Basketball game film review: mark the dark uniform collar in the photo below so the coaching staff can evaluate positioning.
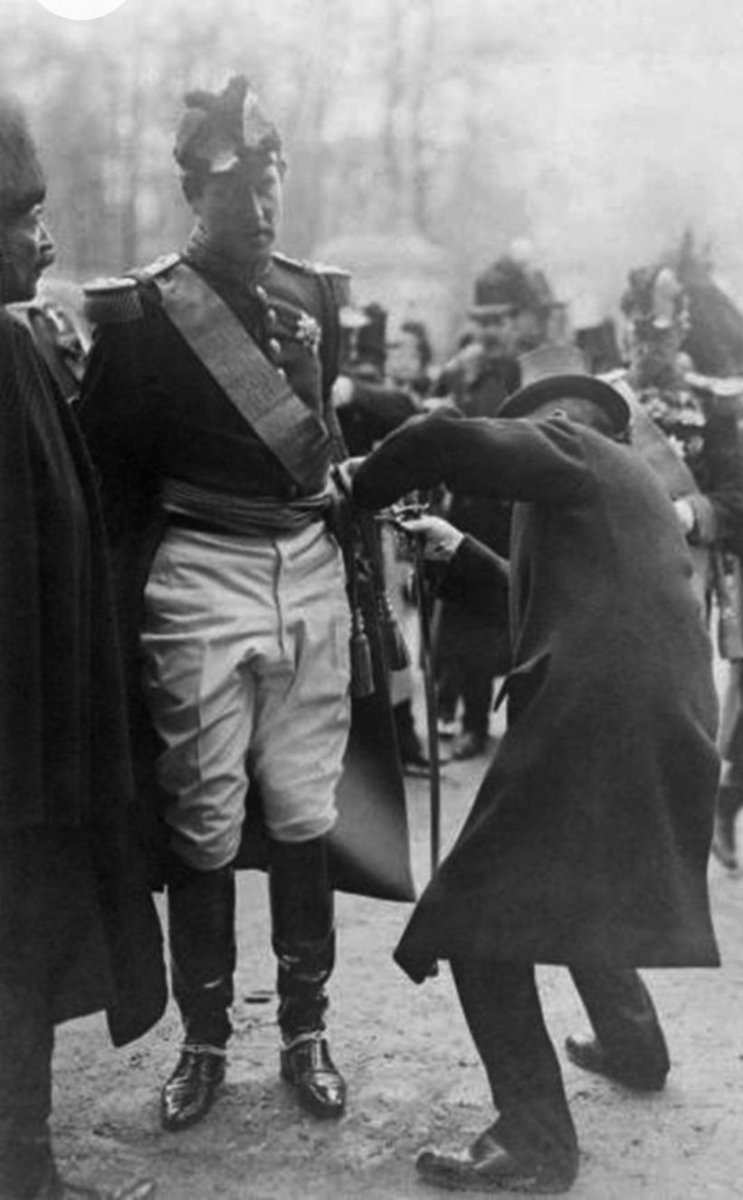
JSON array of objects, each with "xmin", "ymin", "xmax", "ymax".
[{"xmin": 183, "ymin": 224, "xmax": 272, "ymax": 291}]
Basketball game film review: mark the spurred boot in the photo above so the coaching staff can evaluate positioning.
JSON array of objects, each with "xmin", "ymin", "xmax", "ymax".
[
  {"xmin": 712, "ymin": 783, "xmax": 743, "ymax": 871},
  {"xmin": 160, "ymin": 857, "xmax": 235, "ymax": 1132},
  {"xmin": 269, "ymin": 837, "xmax": 346, "ymax": 1118}
]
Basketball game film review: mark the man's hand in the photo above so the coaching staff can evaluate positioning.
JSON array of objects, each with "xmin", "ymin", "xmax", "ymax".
[
  {"xmin": 331, "ymin": 375, "xmax": 355, "ymax": 408},
  {"xmin": 674, "ymin": 497, "xmax": 696, "ymax": 537},
  {"xmin": 396, "ymin": 514, "xmax": 464, "ymax": 563},
  {"xmin": 331, "ymin": 456, "xmax": 365, "ymax": 500}
]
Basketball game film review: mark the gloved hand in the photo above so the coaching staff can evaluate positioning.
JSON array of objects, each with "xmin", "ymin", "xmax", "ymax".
[{"xmin": 396, "ymin": 513, "xmax": 464, "ymax": 563}]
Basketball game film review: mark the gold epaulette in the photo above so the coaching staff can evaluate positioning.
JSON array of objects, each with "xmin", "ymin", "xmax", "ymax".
[
  {"xmin": 83, "ymin": 276, "xmax": 142, "ymax": 325},
  {"xmin": 133, "ymin": 252, "xmax": 181, "ymax": 284},
  {"xmin": 83, "ymin": 254, "xmax": 181, "ymax": 326},
  {"xmin": 272, "ymin": 252, "xmax": 351, "ymax": 309},
  {"xmin": 312, "ymin": 260, "xmax": 352, "ymax": 280},
  {"xmin": 272, "ymin": 250, "xmax": 350, "ymax": 280}
]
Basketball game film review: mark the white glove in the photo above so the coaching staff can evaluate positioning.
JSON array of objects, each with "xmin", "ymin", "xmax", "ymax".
[{"xmin": 397, "ymin": 514, "xmax": 464, "ymax": 562}]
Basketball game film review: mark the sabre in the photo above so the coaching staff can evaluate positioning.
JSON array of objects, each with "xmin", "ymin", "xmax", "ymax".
[{"xmin": 377, "ymin": 499, "xmax": 442, "ymax": 880}]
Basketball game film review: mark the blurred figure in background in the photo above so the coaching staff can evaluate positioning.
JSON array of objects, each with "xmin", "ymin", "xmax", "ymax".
[
  {"xmin": 616, "ymin": 246, "xmax": 743, "ymax": 870},
  {"xmin": 0, "ymin": 96, "xmax": 164, "ymax": 1200},
  {"xmin": 432, "ymin": 257, "xmax": 542, "ymax": 760},
  {"xmin": 386, "ymin": 317, "xmax": 436, "ymax": 397}
]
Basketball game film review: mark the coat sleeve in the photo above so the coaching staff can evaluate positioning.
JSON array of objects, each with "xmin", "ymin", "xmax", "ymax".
[
  {"xmin": 0, "ymin": 320, "xmax": 45, "ymax": 810},
  {"xmin": 352, "ymin": 409, "xmax": 591, "ymax": 510},
  {"xmin": 437, "ymin": 534, "xmax": 510, "ymax": 607},
  {"xmin": 76, "ymin": 292, "xmax": 159, "ymax": 543},
  {"xmin": 336, "ymin": 379, "xmax": 419, "ymax": 455}
]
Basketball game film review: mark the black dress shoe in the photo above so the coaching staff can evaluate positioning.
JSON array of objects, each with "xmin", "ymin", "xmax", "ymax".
[
  {"xmin": 280, "ymin": 1035, "xmax": 346, "ymax": 1118},
  {"xmin": 565, "ymin": 1035, "xmax": 667, "ymax": 1092},
  {"xmin": 160, "ymin": 1047, "xmax": 226, "ymax": 1132},
  {"xmin": 39, "ymin": 1172, "xmax": 156, "ymax": 1198},
  {"xmin": 416, "ymin": 1127, "xmax": 576, "ymax": 1194}
]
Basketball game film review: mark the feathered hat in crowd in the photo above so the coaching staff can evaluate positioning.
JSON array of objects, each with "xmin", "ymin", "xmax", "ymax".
[
  {"xmin": 0, "ymin": 96, "xmax": 45, "ymax": 222},
  {"xmin": 174, "ymin": 74, "xmax": 283, "ymax": 177}
]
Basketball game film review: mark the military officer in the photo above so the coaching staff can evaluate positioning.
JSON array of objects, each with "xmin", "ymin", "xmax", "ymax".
[{"xmin": 78, "ymin": 76, "xmax": 359, "ymax": 1133}]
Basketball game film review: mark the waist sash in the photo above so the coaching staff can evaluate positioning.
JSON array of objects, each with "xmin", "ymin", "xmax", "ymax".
[
  {"xmin": 153, "ymin": 262, "xmax": 331, "ymax": 491},
  {"xmin": 161, "ymin": 477, "xmax": 330, "ymax": 537}
]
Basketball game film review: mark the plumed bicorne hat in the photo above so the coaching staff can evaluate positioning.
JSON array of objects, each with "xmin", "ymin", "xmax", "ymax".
[
  {"xmin": 0, "ymin": 97, "xmax": 45, "ymax": 222},
  {"xmin": 499, "ymin": 347, "xmax": 630, "ymax": 435},
  {"xmin": 174, "ymin": 74, "xmax": 282, "ymax": 176}
]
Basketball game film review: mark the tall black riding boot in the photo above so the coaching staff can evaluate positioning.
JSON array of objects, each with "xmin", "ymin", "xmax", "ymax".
[
  {"xmin": 160, "ymin": 856, "xmax": 236, "ymax": 1132},
  {"xmin": 269, "ymin": 837, "xmax": 346, "ymax": 1118}
]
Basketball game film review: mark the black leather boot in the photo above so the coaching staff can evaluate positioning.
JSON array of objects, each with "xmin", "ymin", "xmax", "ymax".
[
  {"xmin": 36, "ymin": 1169, "xmax": 156, "ymax": 1198},
  {"xmin": 160, "ymin": 857, "xmax": 235, "ymax": 1132},
  {"xmin": 269, "ymin": 838, "xmax": 346, "ymax": 1118}
]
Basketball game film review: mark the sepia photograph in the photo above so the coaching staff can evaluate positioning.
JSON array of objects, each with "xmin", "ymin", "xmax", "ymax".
[{"xmin": 0, "ymin": 1, "xmax": 742, "ymax": 1197}]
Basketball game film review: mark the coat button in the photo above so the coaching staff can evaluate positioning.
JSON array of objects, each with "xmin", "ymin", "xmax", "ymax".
[
  {"xmin": 268, "ymin": 338, "xmax": 282, "ymax": 361},
  {"xmin": 254, "ymin": 285, "xmax": 268, "ymax": 306},
  {"xmin": 265, "ymin": 307, "xmax": 278, "ymax": 329}
]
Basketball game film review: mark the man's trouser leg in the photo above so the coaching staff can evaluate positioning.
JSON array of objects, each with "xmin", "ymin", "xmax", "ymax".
[
  {"xmin": 712, "ymin": 777, "xmax": 743, "ymax": 871},
  {"xmin": 449, "ymin": 957, "xmax": 579, "ymax": 1179},
  {"xmin": 567, "ymin": 966, "xmax": 670, "ymax": 1090},
  {"xmin": 269, "ymin": 836, "xmax": 345, "ymax": 1118},
  {"xmin": 160, "ymin": 855, "xmax": 235, "ymax": 1132},
  {"xmin": 0, "ymin": 975, "xmax": 56, "ymax": 1200}
]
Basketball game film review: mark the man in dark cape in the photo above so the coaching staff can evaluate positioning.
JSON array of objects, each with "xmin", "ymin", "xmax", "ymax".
[
  {"xmin": 352, "ymin": 375, "xmax": 720, "ymax": 1193},
  {"xmin": 0, "ymin": 98, "xmax": 165, "ymax": 1200}
]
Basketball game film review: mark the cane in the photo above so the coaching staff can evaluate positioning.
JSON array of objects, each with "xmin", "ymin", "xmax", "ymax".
[
  {"xmin": 413, "ymin": 533, "xmax": 442, "ymax": 880},
  {"xmin": 375, "ymin": 500, "xmax": 442, "ymax": 883}
]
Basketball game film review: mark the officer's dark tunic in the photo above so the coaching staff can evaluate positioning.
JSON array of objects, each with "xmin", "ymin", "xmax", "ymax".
[{"xmin": 78, "ymin": 248, "xmax": 413, "ymax": 901}]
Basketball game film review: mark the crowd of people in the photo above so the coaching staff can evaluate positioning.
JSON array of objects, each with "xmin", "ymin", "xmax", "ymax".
[{"xmin": 2, "ymin": 71, "xmax": 743, "ymax": 1199}]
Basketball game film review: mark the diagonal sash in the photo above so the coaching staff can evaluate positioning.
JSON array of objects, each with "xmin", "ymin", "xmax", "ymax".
[{"xmin": 153, "ymin": 261, "xmax": 331, "ymax": 491}]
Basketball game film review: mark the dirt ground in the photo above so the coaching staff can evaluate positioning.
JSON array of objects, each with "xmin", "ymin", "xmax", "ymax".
[{"xmin": 51, "ymin": 723, "xmax": 743, "ymax": 1200}]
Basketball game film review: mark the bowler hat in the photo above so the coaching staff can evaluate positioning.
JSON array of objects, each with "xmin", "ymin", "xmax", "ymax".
[
  {"xmin": 469, "ymin": 256, "xmax": 554, "ymax": 320},
  {"xmin": 498, "ymin": 372, "xmax": 631, "ymax": 433}
]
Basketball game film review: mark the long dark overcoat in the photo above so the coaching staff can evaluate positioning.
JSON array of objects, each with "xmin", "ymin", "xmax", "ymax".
[
  {"xmin": 0, "ymin": 309, "xmax": 166, "ymax": 1045},
  {"xmin": 353, "ymin": 411, "xmax": 721, "ymax": 978}
]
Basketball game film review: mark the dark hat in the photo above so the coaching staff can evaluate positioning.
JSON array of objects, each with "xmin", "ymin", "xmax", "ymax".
[
  {"xmin": 0, "ymin": 97, "xmax": 45, "ymax": 222},
  {"xmin": 470, "ymin": 256, "xmax": 554, "ymax": 319},
  {"xmin": 518, "ymin": 343, "xmax": 588, "ymax": 386},
  {"xmin": 174, "ymin": 75, "xmax": 282, "ymax": 176},
  {"xmin": 498, "ymin": 372, "xmax": 631, "ymax": 434}
]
